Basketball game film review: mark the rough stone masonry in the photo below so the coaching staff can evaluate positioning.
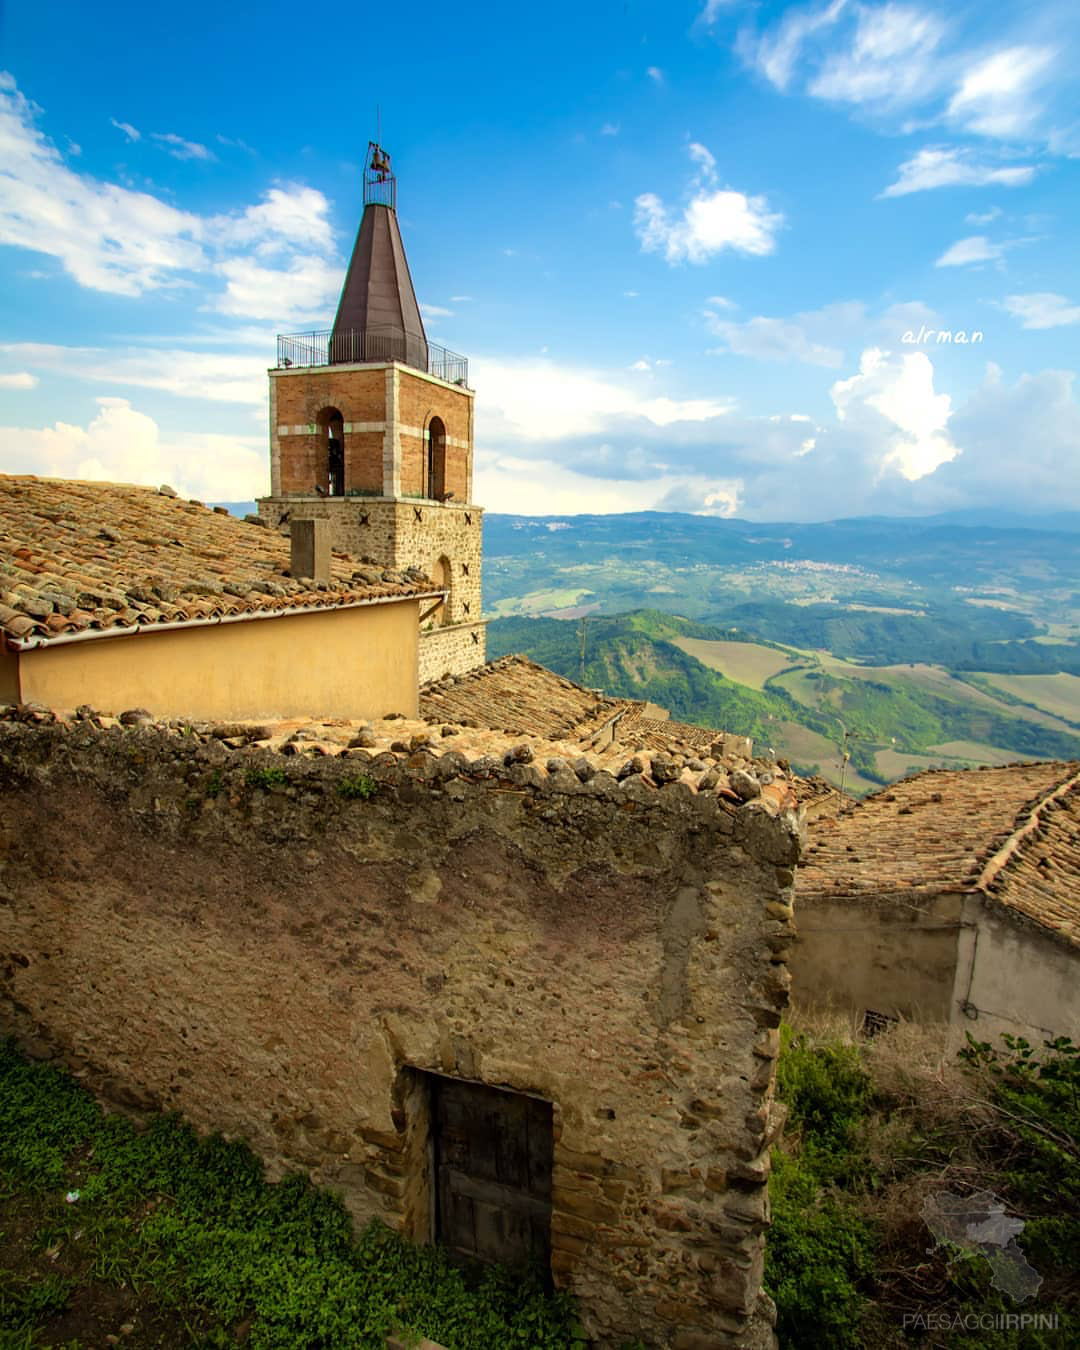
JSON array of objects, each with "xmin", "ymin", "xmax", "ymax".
[{"xmin": 0, "ymin": 708, "xmax": 800, "ymax": 1349}]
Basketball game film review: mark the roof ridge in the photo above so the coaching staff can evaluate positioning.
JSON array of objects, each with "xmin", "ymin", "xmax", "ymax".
[{"xmin": 976, "ymin": 763, "xmax": 1080, "ymax": 894}]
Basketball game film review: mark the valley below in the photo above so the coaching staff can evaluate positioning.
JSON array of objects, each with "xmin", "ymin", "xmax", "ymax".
[{"xmin": 483, "ymin": 510, "xmax": 1080, "ymax": 793}]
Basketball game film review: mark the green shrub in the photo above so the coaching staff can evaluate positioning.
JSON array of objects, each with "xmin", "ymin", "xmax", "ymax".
[
  {"xmin": 339, "ymin": 773, "xmax": 378, "ymax": 800},
  {"xmin": 245, "ymin": 765, "xmax": 288, "ymax": 790},
  {"xmin": 0, "ymin": 1041, "xmax": 586, "ymax": 1349}
]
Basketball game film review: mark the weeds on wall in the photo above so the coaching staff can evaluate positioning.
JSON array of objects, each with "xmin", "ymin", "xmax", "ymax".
[
  {"xmin": 0, "ymin": 1042, "xmax": 587, "ymax": 1348},
  {"xmin": 766, "ymin": 1019, "xmax": 1079, "ymax": 1348}
]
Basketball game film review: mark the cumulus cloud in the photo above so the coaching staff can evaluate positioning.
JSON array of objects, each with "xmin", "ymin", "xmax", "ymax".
[
  {"xmin": 881, "ymin": 146, "xmax": 1036, "ymax": 196},
  {"xmin": 0, "ymin": 74, "xmax": 341, "ymax": 323},
  {"xmin": 466, "ymin": 341, "xmax": 1080, "ymax": 520},
  {"xmin": 1001, "ymin": 292, "xmax": 1080, "ymax": 329},
  {"xmin": 1, "ymin": 397, "xmax": 267, "ymax": 501},
  {"xmin": 830, "ymin": 347, "xmax": 957, "ymax": 479},
  {"xmin": 634, "ymin": 142, "xmax": 783, "ymax": 264},
  {"xmin": 472, "ymin": 355, "xmax": 732, "ymax": 451}
]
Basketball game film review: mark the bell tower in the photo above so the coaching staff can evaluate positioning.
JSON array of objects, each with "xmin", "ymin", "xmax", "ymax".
[{"xmin": 258, "ymin": 143, "xmax": 486, "ymax": 681}]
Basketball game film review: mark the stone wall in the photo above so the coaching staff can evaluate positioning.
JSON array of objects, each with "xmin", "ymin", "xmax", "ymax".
[
  {"xmin": 788, "ymin": 891, "xmax": 963, "ymax": 1023},
  {"xmin": 419, "ymin": 621, "xmax": 488, "ymax": 682},
  {"xmin": 0, "ymin": 715, "xmax": 800, "ymax": 1349},
  {"xmin": 257, "ymin": 498, "xmax": 484, "ymax": 636}
]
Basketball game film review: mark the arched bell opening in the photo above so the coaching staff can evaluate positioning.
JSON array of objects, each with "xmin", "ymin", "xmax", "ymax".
[
  {"xmin": 426, "ymin": 416, "xmax": 447, "ymax": 501},
  {"xmin": 317, "ymin": 406, "xmax": 345, "ymax": 497}
]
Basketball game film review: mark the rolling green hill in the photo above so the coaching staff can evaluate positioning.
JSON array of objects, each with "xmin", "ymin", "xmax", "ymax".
[{"xmin": 488, "ymin": 612, "xmax": 1080, "ymax": 791}]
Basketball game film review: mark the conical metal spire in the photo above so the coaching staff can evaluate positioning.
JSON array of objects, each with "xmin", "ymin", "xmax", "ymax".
[{"xmin": 329, "ymin": 142, "xmax": 428, "ymax": 370}]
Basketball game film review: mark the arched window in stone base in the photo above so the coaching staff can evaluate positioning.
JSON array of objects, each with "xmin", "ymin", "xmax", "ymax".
[{"xmin": 430, "ymin": 554, "xmax": 453, "ymax": 626}]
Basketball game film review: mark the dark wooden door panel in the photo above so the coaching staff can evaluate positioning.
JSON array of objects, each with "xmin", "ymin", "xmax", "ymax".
[{"xmin": 433, "ymin": 1077, "xmax": 552, "ymax": 1275}]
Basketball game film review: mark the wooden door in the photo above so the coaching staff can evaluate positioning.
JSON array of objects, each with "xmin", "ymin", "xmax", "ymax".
[{"xmin": 432, "ymin": 1077, "xmax": 552, "ymax": 1275}]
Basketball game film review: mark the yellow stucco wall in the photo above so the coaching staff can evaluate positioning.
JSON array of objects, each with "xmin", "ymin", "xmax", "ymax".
[{"xmin": 15, "ymin": 601, "xmax": 420, "ymax": 722}]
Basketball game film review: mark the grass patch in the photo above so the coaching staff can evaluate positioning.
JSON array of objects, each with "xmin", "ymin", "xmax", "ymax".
[
  {"xmin": 244, "ymin": 766, "xmax": 288, "ymax": 790},
  {"xmin": 0, "ymin": 1042, "xmax": 586, "ymax": 1348},
  {"xmin": 767, "ymin": 1018, "xmax": 1079, "ymax": 1347},
  {"xmin": 338, "ymin": 773, "xmax": 378, "ymax": 801}
]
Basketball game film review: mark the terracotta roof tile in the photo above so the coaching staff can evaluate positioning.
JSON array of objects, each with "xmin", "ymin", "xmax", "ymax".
[
  {"xmin": 0, "ymin": 475, "xmax": 439, "ymax": 646},
  {"xmin": 799, "ymin": 762, "xmax": 1080, "ymax": 939},
  {"xmin": 983, "ymin": 771, "xmax": 1080, "ymax": 948},
  {"xmin": 421, "ymin": 655, "xmax": 633, "ymax": 743}
]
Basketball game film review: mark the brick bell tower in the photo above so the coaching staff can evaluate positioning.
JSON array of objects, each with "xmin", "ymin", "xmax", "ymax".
[{"xmin": 258, "ymin": 142, "xmax": 486, "ymax": 681}]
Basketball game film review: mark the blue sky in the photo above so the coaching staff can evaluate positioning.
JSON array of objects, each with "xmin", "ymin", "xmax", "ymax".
[{"xmin": 1, "ymin": 0, "xmax": 1078, "ymax": 519}]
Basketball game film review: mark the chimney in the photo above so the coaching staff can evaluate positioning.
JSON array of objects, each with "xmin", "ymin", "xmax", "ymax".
[{"xmin": 290, "ymin": 518, "xmax": 330, "ymax": 584}]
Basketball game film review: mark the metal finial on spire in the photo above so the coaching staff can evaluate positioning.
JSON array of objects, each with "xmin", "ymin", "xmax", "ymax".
[{"xmin": 364, "ymin": 140, "xmax": 395, "ymax": 209}]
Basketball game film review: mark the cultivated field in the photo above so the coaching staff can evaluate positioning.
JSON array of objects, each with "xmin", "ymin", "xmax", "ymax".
[
  {"xmin": 672, "ymin": 637, "xmax": 794, "ymax": 689},
  {"xmin": 975, "ymin": 672, "xmax": 1080, "ymax": 727}
]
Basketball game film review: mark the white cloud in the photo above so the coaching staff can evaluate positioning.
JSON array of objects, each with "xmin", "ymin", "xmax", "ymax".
[
  {"xmin": 216, "ymin": 134, "xmax": 256, "ymax": 155},
  {"xmin": 472, "ymin": 355, "xmax": 731, "ymax": 447},
  {"xmin": 705, "ymin": 299, "xmax": 939, "ymax": 367},
  {"xmin": 0, "ymin": 76, "xmax": 341, "ymax": 321},
  {"xmin": 935, "ymin": 235, "xmax": 1006, "ymax": 267},
  {"xmin": 0, "ymin": 371, "xmax": 37, "ymax": 389},
  {"xmin": 2, "ymin": 342, "xmax": 266, "ymax": 405},
  {"xmin": 831, "ymin": 347, "xmax": 957, "ymax": 479},
  {"xmin": 646, "ymin": 66, "xmax": 664, "ymax": 83},
  {"xmin": 708, "ymin": 314, "xmax": 844, "ymax": 367},
  {"xmin": 947, "ymin": 45, "xmax": 1057, "ymax": 138},
  {"xmin": 1, "ymin": 397, "xmax": 266, "ymax": 500},
  {"xmin": 214, "ymin": 255, "xmax": 342, "ymax": 323},
  {"xmin": 0, "ymin": 76, "xmax": 205, "ymax": 295},
  {"xmin": 966, "ymin": 205, "xmax": 1003, "ymax": 225},
  {"xmin": 450, "ymin": 294, "xmax": 473, "ymax": 302},
  {"xmin": 420, "ymin": 303, "xmax": 453, "ymax": 319},
  {"xmin": 737, "ymin": 6, "xmax": 1071, "ymax": 154},
  {"xmin": 210, "ymin": 184, "xmax": 334, "ymax": 254},
  {"xmin": 699, "ymin": 0, "xmax": 737, "ymax": 24},
  {"xmin": 809, "ymin": 4, "xmax": 946, "ymax": 107},
  {"xmin": 1001, "ymin": 292, "xmax": 1080, "ymax": 329},
  {"xmin": 600, "ymin": 121, "xmax": 620, "ymax": 136},
  {"xmin": 635, "ymin": 143, "xmax": 783, "ymax": 264},
  {"xmin": 738, "ymin": 0, "xmax": 848, "ymax": 91},
  {"xmin": 881, "ymin": 146, "xmax": 1036, "ymax": 196},
  {"xmin": 151, "ymin": 131, "xmax": 215, "ymax": 162},
  {"xmin": 111, "ymin": 118, "xmax": 140, "ymax": 143},
  {"xmin": 629, "ymin": 359, "xmax": 651, "ymax": 371}
]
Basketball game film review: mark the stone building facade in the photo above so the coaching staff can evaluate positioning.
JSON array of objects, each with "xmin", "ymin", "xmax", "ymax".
[
  {"xmin": 0, "ymin": 707, "xmax": 801, "ymax": 1348},
  {"xmin": 790, "ymin": 761, "xmax": 1080, "ymax": 1046}
]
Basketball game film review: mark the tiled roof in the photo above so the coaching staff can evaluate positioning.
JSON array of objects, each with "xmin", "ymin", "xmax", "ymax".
[
  {"xmin": 0, "ymin": 475, "xmax": 437, "ymax": 647},
  {"xmin": 983, "ymin": 771, "xmax": 1080, "ymax": 948},
  {"xmin": 800, "ymin": 760, "xmax": 1079, "ymax": 910},
  {"xmin": 421, "ymin": 654, "xmax": 633, "ymax": 744}
]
